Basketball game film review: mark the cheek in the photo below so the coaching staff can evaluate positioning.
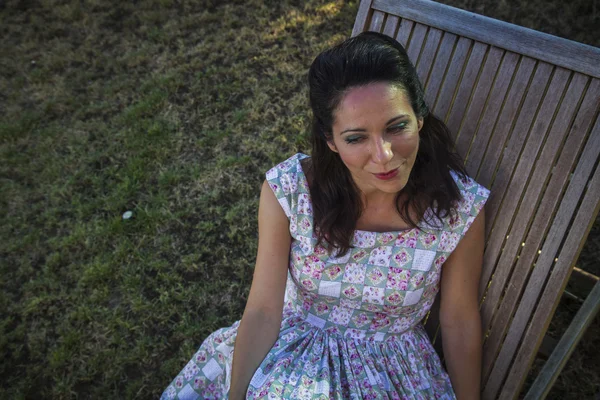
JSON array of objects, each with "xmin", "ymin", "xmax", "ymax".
[
  {"xmin": 393, "ymin": 134, "xmax": 419, "ymax": 157},
  {"xmin": 335, "ymin": 143, "xmax": 368, "ymax": 168},
  {"xmin": 337, "ymin": 151, "xmax": 364, "ymax": 170}
]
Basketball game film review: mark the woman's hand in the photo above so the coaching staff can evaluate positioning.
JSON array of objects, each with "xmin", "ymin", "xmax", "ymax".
[{"xmin": 439, "ymin": 208, "xmax": 485, "ymax": 400}]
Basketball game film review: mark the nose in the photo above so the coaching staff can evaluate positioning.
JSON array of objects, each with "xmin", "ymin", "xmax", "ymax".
[{"xmin": 371, "ymin": 136, "xmax": 394, "ymax": 165}]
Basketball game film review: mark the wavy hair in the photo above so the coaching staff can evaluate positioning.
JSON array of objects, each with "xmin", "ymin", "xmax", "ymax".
[{"xmin": 306, "ymin": 31, "xmax": 467, "ymax": 257}]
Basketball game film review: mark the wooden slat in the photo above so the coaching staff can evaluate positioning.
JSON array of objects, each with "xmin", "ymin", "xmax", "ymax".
[
  {"xmin": 381, "ymin": 14, "xmax": 399, "ymax": 38},
  {"xmin": 480, "ymin": 62, "xmax": 556, "ymax": 334},
  {"xmin": 431, "ymin": 37, "xmax": 472, "ymax": 119},
  {"xmin": 415, "ymin": 28, "xmax": 443, "ymax": 85},
  {"xmin": 371, "ymin": 0, "xmax": 600, "ymax": 78},
  {"xmin": 351, "ymin": 0, "xmax": 375, "ymax": 37},
  {"xmin": 465, "ymin": 52, "xmax": 520, "ymax": 177},
  {"xmin": 480, "ymin": 66, "xmax": 573, "ymax": 325},
  {"xmin": 445, "ymin": 42, "xmax": 489, "ymax": 140},
  {"xmin": 485, "ymin": 84, "xmax": 600, "ymax": 399},
  {"xmin": 500, "ymin": 164, "xmax": 600, "ymax": 399},
  {"xmin": 454, "ymin": 46, "xmax": 504, "ymax": 159},
  {"xmin": 482, "ymin": 72, "xmax": 586, "ymax": 380},
  {"xmin": 479, "ymin": 62, "xmax": 553, "ymax": 291},
  {"xmin": 423, "ymin": 32, "xmax": 457, "ymax": 108},
  {"xmin": 368, "ymin": 10, "xmax": 385, "ymax": 32},
  {"xmin": 480, "ymin": 70, "xmax": 583, "ymax": 383},
  {"xmin": 524, "ymin": 279, "xmax": 600, "ymax": 399},
  {"xmin": 405, "ymin": 23, "xmax": 428, "ymax": 65},
  {"xmin": 475, "ymin": 57, "xmax": 535, "ymax": 190},
  {"xmin": 395, "ymin": 18, "xmax": 414, "ymax": 48},
  {"xmin": 477, "ymin": 57, "xmax": 535, "ymax": 306}
]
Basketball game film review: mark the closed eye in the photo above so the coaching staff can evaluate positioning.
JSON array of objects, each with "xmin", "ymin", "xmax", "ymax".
[
  {"xmin": 344, "ymin": 122, "xmax": 409, "ymax": 144},
  {"xmin": 388, "ymin": 122, "xmax": 408, "ymax": 133},
  {"xmin": 345, "ymin": 135, "xmax": 365, "ymax": 144}
]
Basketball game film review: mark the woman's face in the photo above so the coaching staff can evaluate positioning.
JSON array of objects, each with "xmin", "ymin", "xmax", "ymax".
[{"xmin": 328, "ymin": 82, "xmax": 423, "ymax": 199}]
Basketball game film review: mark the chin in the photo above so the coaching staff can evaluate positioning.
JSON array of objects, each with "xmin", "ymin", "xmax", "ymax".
[{"xmin": 376, "ymin": 180, "xmax": 407, "ymax": 193}]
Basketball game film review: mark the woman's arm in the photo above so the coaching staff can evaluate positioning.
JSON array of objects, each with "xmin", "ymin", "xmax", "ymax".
[
  {"xmin": 439, "ymin": 208, "xmax": 485, "ymax": 400},
  {"xmin": 229, "ymin": 180, "xmax": 291, "ymax": 399}
]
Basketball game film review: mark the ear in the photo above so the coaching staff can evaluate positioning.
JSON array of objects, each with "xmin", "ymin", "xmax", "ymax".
[
  {"xmin": 326, "ymin": 139, "xmax": 339, "ymax": 153},
  {"xmin": 417, "ymin": 117, "xmax": 424, "ymax": 132}
]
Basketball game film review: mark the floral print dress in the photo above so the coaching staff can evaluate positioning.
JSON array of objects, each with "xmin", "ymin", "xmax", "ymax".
[{"xmin": 161, "ymin": 153, "xmax": 490, "ymax": 400}]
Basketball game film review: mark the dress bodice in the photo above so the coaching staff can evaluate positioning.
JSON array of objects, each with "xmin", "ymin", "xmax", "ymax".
[{"xmin": 265, "ymin": 153, "xmax": 490, "ymax": 342}]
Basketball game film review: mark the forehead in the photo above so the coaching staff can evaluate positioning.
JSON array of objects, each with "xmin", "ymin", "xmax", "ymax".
[{"xmin": 334, "ymin": 83, "xmax": 413, "ymax": 126}]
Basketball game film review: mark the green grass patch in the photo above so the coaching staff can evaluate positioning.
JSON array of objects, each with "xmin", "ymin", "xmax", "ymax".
[{"xmin": 1, "ymin": 0, "xmax": 598, "ymax": 398}]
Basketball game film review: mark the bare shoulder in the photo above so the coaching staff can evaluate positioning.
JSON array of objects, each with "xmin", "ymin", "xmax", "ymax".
[{"xmin": 258, "ymin": 179, "xmax": 291, "ymax": 236}]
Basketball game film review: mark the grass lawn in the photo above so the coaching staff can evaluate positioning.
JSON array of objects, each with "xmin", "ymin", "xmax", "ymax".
[{"xmin": 1, "ymin": 0, "xmax": 598, "ymax": 398}]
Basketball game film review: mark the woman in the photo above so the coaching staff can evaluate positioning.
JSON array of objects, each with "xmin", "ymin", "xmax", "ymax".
[{"xmin": 162, "ymin": 31, "xmax": 488, "ymax": 400}]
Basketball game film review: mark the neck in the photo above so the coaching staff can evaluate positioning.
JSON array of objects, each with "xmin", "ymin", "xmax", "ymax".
[{"xmin": 360, "ymin": 190, "xmax": 403, "ymax": 211}]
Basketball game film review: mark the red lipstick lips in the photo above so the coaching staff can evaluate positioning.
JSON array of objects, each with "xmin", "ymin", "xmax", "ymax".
[{"xmin": 374, "ymin": 168, "xmax": 399, "ymax": 180}]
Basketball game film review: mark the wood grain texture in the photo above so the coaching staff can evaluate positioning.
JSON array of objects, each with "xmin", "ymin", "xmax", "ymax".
[
  {"xmin": 475, "ymin": 57, "xmax": 536, "ymax": 191},
  {"xmin": 352, "ymin": 0, "xmax": 374, "ymax": 37},
  {"xmin": 423, "ymin": 32, "xmax": 457, "ymax": 108},
  {"xmin": 372, "ymin": 0, "xmax": 600, "ymax": 78},
  {"xmin": 454, "ymin": 46, "xmax": 504, "ymax": 159},
  {"xmin": 479, "ymin": 62, "xmax": 551, "ymax": 334},
  {"xmin": 500, "ymin": 162, "xmax": 600, "ymax": 399},
  {"xmin": 368, "ymin": 10, "xmax": 385, "ymax": 32},
  {"xmin": 478, "ymin": 63, "xmax": 553, "ymax": 291},
  {"xmin": 480, "ymin": 68, "xmax": 580, "ymax": 384},
  {"xmin": 415, "ymin": 27, "xmax": 442, "ymax": 85},
  {"xmin": 431, "ymin": 37, "xmax": 472, "ymax": 119},
  {"xmin": 395, "ymin": 18, "xmax": 414, "ymax": 48},
  {"xmin": 481, "ymin": 71, "xmax": 584, "ymax": 371},
  {"xmin": 465, "ymin": 52, "xmax": 520, "ymax": 177},
  {"xmin": 405, "ymin": 23, "xmax": 428, "ymax": 65},
  {"xmin": 382, "ymin": 14, "xmax": 399, "ymax": 38},
  {"xmin": 445, "ymin": 42, "xmax": 488, "ymax": 140},
  {"xmin": 488, "ymin": 82, "xmax": 600, "ymax": 400},
  {"xmin": 484, "ymin": 79, "xmax": 600, "ymax": 395}
]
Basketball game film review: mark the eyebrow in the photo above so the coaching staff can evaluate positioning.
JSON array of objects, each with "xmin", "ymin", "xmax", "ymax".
[{"xmin": 340, "ymin": 114, "xmax": 410, "ymax": 135}]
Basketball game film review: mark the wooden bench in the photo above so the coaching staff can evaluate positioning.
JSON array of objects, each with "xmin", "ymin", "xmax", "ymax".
[{"xmin": 351, "ymin": 1, "xmax": 600, "ymax": 398}]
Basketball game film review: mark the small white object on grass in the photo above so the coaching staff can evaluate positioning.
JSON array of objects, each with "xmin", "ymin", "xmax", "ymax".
[{"xmin": 122, "ymin": 211, "xmax": 133, "ymax": 220}]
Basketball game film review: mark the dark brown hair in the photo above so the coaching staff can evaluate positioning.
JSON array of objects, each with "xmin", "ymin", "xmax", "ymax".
[{"xmin": 307, "ymin": 31, "xmax": 467, "ymax": 257}]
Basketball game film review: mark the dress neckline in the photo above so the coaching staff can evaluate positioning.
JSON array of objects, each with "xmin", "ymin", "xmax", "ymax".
[{"xmin": 294, "ymin": 153, "xmax": 425, "ymax": 237}]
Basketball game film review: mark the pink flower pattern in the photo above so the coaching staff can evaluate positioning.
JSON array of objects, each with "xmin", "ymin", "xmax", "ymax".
[
  {"xmin": 367, "ymin": 267, "xmax": 386, "ymax": 285},
  {"xmin": 392, "ymin": 248, "xmax": 412, "ymax": 267},
  {"xmin": 324, "ymin": 265, "xmax": 343, "ymax": 280},
  {"xmin": 342, "ymin": 263, "xmax": 366, "ymax": 283},
  {"xmin": 368, "ymin": 246, "xmax": 392, "ymax": 266},
  {"xmin": 163, "ymin": 154, "xmax": 489, "ymax": 400},
  {"xmin": 420, "ymin": 232, "xmax": 438, "ymax": 248},
  {"xmin": 351, "ymin": 312, "xmax": 370, "ymax": 328},
  {"xmin": 395, "ymin": 231, "xmax": 418, "ymax": 249},
  {"xmin": 386, "ymin": 290, "xmax": 405, "ymax": 305},
  {"xmin": 343, "ymin": 285, "xmax": 361, "ymax": 299},
  {"xmin": 314, "ymin": 302, "xmax": 330, "ymax": 316},
  {"xmin": 363, "ymin": 286, "xmax": 385, "ymax": 305}
]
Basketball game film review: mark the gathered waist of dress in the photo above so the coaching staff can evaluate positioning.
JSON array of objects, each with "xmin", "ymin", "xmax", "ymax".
[{"xmin": 280, "ymin": 308, "xmax": 429, "ymax": 345}]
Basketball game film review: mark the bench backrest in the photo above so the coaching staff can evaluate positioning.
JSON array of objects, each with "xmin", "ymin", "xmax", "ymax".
[{"xmin": 352, "ymin": 1, "xmax": 600, "ymax": 398}]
